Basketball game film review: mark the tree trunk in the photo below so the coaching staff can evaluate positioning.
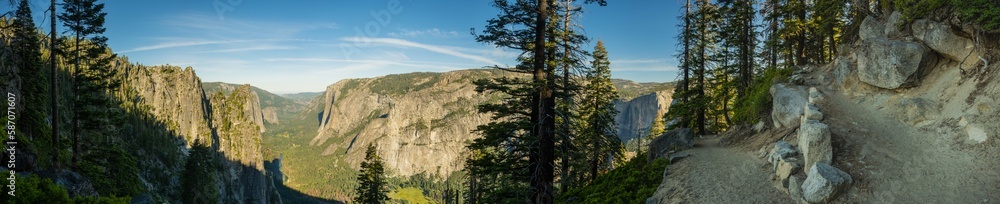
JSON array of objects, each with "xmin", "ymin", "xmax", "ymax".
[
  {"xmin": 682, "ymin": 0, "xmax": 691, "ymax": 101},
  {"xmin": 49, "ymin": 0, "xmax": 60, "ymax": 169},
  {"xmin": 532, "ymin": 0, "xmax": 554, "ymax": 203},
  {"xmin": 72, "ymin": 28, "xmax": 80, "ymax": 168},
  {"xmin": 559, "ymin": 0, "xmax": 572, "ymax": 193},
  {"xmin": 697, "ymin": 2, "xmax": 707, "ymax": 135}
]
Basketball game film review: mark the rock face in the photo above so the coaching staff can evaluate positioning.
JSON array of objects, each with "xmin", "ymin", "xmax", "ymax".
[
  {"xmin": 119, "ymin": 64, "xmax": 278, "ymax": 203},
  {"xmin": 799, "ymin": 120, "xmax": 833, "ymax": 173},
  {"xmin": 120, "ymin": 65, "xmax": 214, "ymax": 145},
  {"xmin": 615, "ymin": 91, "xmax": 673, "ymax": 142},
  {"xmin": 313, "ymin": 70, "xmax": 499, "ymax": 177},
  {"xmin": 648, "ymin": 128, "xmax": 694, "ymax": 162},
  {"xmin": 856, "ymin": 38, "xmax": 937, "ymax": 89},
  {"xmin": 209, "ymin": 85, "xmax": 271, "ymax": 203},
  {"xmin": 312, "ymin": 70, "xmax": 674, "ymax": 178},
  {"xmin": 771, "ymin": 84, "xmax": 809, "ymax": 129},
  {"xmin": 802, "ymin": 163, "xmax": 853, "ymax": 203}
]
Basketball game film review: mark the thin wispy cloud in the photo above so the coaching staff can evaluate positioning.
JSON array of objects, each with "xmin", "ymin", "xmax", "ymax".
[
  {"xmin": 195, "ymin": 45, "xmax": 297, "ymax": 53},
  {"xmin": 342, "ymin": 37, "xmax": 503, "ymax": 65},
  {"xmin": 388, "ymin": 28, "xmax": 461, "ymax": 38},
  {"xmin": 262, "ymin": 58, "xmax": 473, "ymax": 70},
  {"xmin": 118, "ymin": 40, "xmax": 251, "ymax": 53}
]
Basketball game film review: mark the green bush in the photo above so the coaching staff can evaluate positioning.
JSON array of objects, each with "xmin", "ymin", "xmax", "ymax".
[
  {"xmin": 79, "ymin": 146, "xmax": 144, "ymax": 197},
  {"xmin": 557, "ymin": 153, "xmax": 669, "ymax": 204},
  {"xmin": 897, "ymin": 0, "xmax": 1000, "ymax": 33},
  {"xmin": 0, "ymin": 172, "xmax": 72, "ymax": 204},
  {"xmin": 733, "ymin": 67, "xmax": 793, "ymax": 125}
]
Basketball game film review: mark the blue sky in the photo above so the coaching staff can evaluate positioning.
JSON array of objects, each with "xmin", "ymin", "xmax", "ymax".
[{"xmin": 10, "ymin": 0, "xmax": 685, "ymax": 93}]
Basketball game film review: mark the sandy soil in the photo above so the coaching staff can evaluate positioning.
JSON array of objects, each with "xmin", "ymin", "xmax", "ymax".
[
  {"xmin": 821, "ymin": 86, "xmax": 999, "ymax": 203},
  {"xmin": 659, "ymin": 136, "xmax": 792, "ymax": 204}
]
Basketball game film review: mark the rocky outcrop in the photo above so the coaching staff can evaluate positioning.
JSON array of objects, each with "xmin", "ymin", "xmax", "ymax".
[
  {"xmin": 118, "ymin": 63, "xmax": 278, "ymax": 203},
  {"xmin": 856, "ymin": 38, "xmax": 937, "ymax": 89},
  {"xmin": 770, "ymin": 84, "xmax": 808, "ymax": 129},
  {"xmin": 615, "ymin": 91, "xmax": 673, "ymax": 142},
  {"xmin": 802, "ymin": 163, "xmax": 853, "ymax": 203},
  {"xmin": 118, "ymin": 65, "xmax": 214, "ymax": 145},
  {"xmin": 209, "ymin": 85, "xmax": 274, "ymax": 203},
  {"xmin": 312, "ymin": 70, "xmax": 497, "ymax": 177},
  {"xmin": 312, "ymin": 70, "xmax": 674, "ymax": 178},
  {"xmin": 911, "ymin": 19, "xmax": 984, "ymax": 69},
  {"xmin": 648, "ymin": 128, "xmax": 694, "ymax": 162}
]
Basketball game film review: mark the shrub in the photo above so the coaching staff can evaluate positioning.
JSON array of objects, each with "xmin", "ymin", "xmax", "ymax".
[
  {"xmin": 557, "ymin": 153, "xmax": 669, "ymax": 204},
  {"xmin": 897, "ymin": 0, "xmax": 1000, "ymax": 33},
  {"xmin": 0, "ymin": 173, "xmax": 72, "ymax": 204},
  {"xmin": 733, "ymin": 67, "xmax": 793, "ymax": 125}
]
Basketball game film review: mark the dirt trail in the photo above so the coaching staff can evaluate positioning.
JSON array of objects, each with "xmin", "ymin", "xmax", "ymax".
[
  {"xmin": 660, "ymin": 136, "xmax": 792, "ymax": 204},
  {"xmin": 821, "ymin": 89, "xmax": 1000, "ymax": 203}
]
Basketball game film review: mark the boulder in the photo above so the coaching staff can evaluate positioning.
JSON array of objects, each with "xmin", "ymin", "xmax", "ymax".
[
  {"xmin": 912, "ymin": 19, "xmax": 983, "ymax": 69},
  {"xmin": 860, "ymin": 12, "xmax": 905, "ymax": 40},
  {"xmin": 789, "ymin": 175, "xmax": 806, "ymax": 204},
  {"xmin": 798, "ymin": 121, "xmax": 832, "ymax": 173},
  {"xmin": 771, "ymin": 84, "xmax": 808, "ymax": 129},
  {"xmin": 808, "ymin": 87, "xmax": 824, "ymax": 104},
  {"xmin": 859, "ymin": 15, "xmax": 885, "ymax": 40},
  {"xmin": 884, "ymin": 12, "xmax": 906, "ymax": 38},
  {"xmin": 832, "ymin": 57, "xmax": 852, "ymax": 88},
  {"xmin": 776, "ymin": 158, "xmax": 802, "ymax": 187},
  {"xmin": 802, "ymin": 163, "xmax": 853, "ymax": 203},
  {"xmin": 648, "ymin": 128, "xmax": 695, "ymax": 162},
  {"xmin": 768, "ymin": 141, "xmax": 798, "ymax": 165},
  {"xmin": 856, "ymin": 38, "xmax": 936, "ymax": 89},
  {"xmin": 803, "ymin": 105, "xmax": 824, "ymax": 122}
]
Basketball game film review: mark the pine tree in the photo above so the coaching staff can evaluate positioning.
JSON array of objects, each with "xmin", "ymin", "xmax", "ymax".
[
  {"xmin": 58, "ymin": 0, "xmax": 119, "ymax": 167},
  {"xmin": 11, "ymin": 0, "xmax": 50, "ymax": 149},
  {"xmin": 466, "ymin": 0, "xmax": 605, "ymax": 203},
  {"xmin": 181, "ymin": 143, "xmax": 220, "ymax": 204},
  {"xmin": 354, "ymin": 144, "xmax": 388, "ymax": 204},
  {"xmin": 579, "ymin": 40, "xmax": 622, "ymax": 182}
]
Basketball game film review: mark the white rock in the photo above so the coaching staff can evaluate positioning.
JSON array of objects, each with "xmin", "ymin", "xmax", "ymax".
[
  {"xmin": 856, "ymin": 38, "xmax": 936, "ymax": 89},
  {"xmin": 771, "ymin": 84, "xmax": 809, "ymax": 129},
  {"xmin": 799, "ymin": 120, "xmax": 832, "ymax": 173},
  {"xmin": 803, "ymin": 105, "xmax": 824, "ymax": 123},
  {"xmin": 966, "ymin": 124, "xmax": 988, "ymax": 144},
  {"xmin": 808, "ymin": 87, "xmax": 824, "ymax": 104},
  {"xmin": 912, "ymin": 19, "xmax": 983, "ymax": 69},
  {"xmin": 776, "ymin": 158, "xmax": 802, "ymax": 187},
  {"xmin": 802, "ymin": 163, "xmax": 853, "ymax": 203}
]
